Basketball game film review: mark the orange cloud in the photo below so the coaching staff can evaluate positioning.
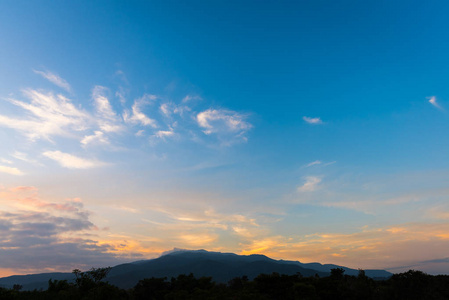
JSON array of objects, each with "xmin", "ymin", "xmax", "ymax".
[{"xmin": 238, "ymin": 222, "xmax": 449, "ymax": 274}]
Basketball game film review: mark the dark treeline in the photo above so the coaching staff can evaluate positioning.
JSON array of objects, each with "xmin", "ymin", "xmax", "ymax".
[{"xmin": 2, "ymin": 267, "xmax": 449, "ymax": 300}]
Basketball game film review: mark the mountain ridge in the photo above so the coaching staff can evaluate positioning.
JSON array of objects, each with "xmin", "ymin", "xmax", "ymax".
[{"xmin": 0, "ymin": 248, "xmax": 391, "ymax": 290}]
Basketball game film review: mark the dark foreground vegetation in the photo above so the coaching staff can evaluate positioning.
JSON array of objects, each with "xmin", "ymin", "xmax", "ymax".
[{"xmin": 1, "ymin": 267, "xmax": 449, "ymax": 300}]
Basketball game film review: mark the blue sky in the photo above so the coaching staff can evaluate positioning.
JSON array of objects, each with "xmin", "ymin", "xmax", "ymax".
[{"xmin": 1, "ymin": 0, "xmax": 449, "ymax": 276}]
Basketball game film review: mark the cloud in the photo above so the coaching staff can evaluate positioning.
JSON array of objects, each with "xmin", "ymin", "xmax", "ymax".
[
  {"xmin": 42, "ymin": 151, "xmax": 106, "ymax": 169},
  {"xmin": 33, "ymin": 70, "xmax": 71, "ymax": 92},
  {"xmin": 1, "ymin": 75, "xmax": 253, "ymax": 150},
  {"xmin": 0, "ymin": 72, "xmax": 255, "ymax": 176},
  {"xmin": 0, "ymin": 158, "xmax": 13, "ymax": 164},
  {"xmin": 0, "ymin": 165, "xmax": 24, "ymax": 175},
  {"xmin": 159, "ymin": 102, "xmax": 191, "ymax": 119},
  {"xmin": 0, "ymin": 187, "xmax": 139, "ymax": 274},
  {"xmin": 81, "ymin": 131, "xmax": 109, "ymax": 146},
  {"xmin": 0, "ymin": 90, "xmax": 89, "ymax": 141},
  {"xmin": 9, "ymin": 186, "xmax": 38, "ymax": 192},
  {"xmin": 124, "ymin": 94, "xmax": 158, "ymax": 128},
  {"xmin": 297, "ymin": 176, "xmax": 322, "ymax": 192},
  {"xmin": 160, "ymin": 103, "xmax": 172, "ymax": 117},
  {"xmin": 135, "ymin": 130, "xmax": 145, "ymax": 137},
  {"xmin": 92, "ymin": 86, "xmax": 123, "ymax": 133},
  {"xmin": 303, "ymin": 160, "xmax": 336, "ymax": 168},
  {"xmin": 11, "ymin": 151, "xmax": 42, "ymax": 166},
  {"xmin": 92, "ymin": 86, "xmax": 117, "ymax": 120},
  {"xmin": 196, "ymin": 109, "xmax": 252, "ymax": 142},
  {"xmin": 147, "ymin": 205, "xmax": 262, "ymax": 244},
  {"xmin": 182, "ymin": 95, "xmax": 201, "ymax": 103},
  {"xmin": 421, "ymin": 257, "xmax": 449, "ymax": 264},
  {"xmin": 428, "ymin": 96, "xmax": 443, "ymax": 110},
  {"xmin": 154, "ymin": 129, "xmax": 175, "ymax": 139},
  {"xmin": 303, "ymin": 116, "xmax": 323, "ymax": 124},
  {"xmin": 289, "ymin": 171, "xmax": 449, "ymax": 219},
  {"xmin": 238, "ymin": 222, "xmax": 449, "ymax": 274},
  {"xmin": 305, "ymin": 160, "xmax": 321, "ymax": 167}
]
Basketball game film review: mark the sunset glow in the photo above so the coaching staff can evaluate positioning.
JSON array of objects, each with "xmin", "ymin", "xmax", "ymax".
[{"xmin": 1, "ymin": 1, "xmax": 449, "ymax": 277}]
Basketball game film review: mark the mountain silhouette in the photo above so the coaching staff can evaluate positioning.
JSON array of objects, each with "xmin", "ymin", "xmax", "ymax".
[{"xmin": 0, "ymin": 249, "xmax": 391, "ymax": 290}]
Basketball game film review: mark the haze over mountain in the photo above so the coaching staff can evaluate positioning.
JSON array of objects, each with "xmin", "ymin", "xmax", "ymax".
[{"xmin": 0, "ymin": 249, "xmax": 391, "ymax": 290}]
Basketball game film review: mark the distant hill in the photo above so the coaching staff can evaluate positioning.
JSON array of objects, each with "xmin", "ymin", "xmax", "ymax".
[
  {"xmin": 0, "ymin": 272, "xmax": 73, "ymax": 291},
  {"xmin": 0, "ymin": 249, "xmax": 392, "ymax": 290}
]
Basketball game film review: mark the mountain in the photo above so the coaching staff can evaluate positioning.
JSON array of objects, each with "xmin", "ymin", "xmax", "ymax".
[
  {"xmin": 0, "ymin": 272, "xmax": 73, "ymax": 291},
  {"xmin": 0, "ymin": 249, "xmax": 392, "ymax": 290},
  {"xmin": 105, "ymin": 250, "xmax": 329, "ymax": 289},
  {"xmin": 292, "ymin": 261, "xmax": 391, "ymax": 279}
]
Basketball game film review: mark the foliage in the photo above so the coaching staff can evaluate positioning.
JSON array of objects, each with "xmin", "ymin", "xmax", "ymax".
[{"xmin": 5, "ymin": 268, "xmax": 449, "ymax": 299}]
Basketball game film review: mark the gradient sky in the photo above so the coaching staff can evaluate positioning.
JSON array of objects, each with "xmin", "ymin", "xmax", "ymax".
[{"xmin": 1, "ymin": 0, "xmax": 449, "ymax": 277}]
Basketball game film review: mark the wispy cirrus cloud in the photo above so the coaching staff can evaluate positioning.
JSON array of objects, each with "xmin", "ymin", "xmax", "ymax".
[
  {"xmin": 0, "ymin": 70, "xmax": 254, "ymax": 173},
  {"xmin": 81, "ymin": 131, "xmax": 109, "ymax": 146},
  {"xmin": 159, "ymin": 102, "xmax": 191, "ymax": 119},
  {"xmin": 303, "ymin": 116, "xmax": 323, "ymax": 124},
  {"xmin": 153, "ymin": 129, "xmax": 175, "ymax": 139},
  {"xmin": 92, "ymin": 86, "xmax": 123, "ymax": 133},
  {"xmin": 0, "ymin": 90, "xmax": 89, "ymax": 141},
  {"xmin": 0, "ymin": 165, "xmax": 24, "ymax": 176},
  {"xmin": 42, "ymin": 150, "xmax": 106, "ymax": 169},
  {"xmin": 182, "ymin": 95, "xmax": 202, "ymax": 103},
  {"xmin": 93, "ymin": 86, "xmax": 117, "ymax": 120},
  {"xmin": 305, "ymin": 160, "xmax": 322, "ymax": 167},
  {"xmin": 33, "ymin": 70, "xmax": 72, "ymax": 92},
  {"xmin": 159, "ymin": 103, "xmax": 172, "ymax": 117},
  {"xmin": 9, "ymin": 151, "xmax": 43, "ymax": 167},
  {"xmin": 428, "ymin": 96, "xmax": 444, "ymax": 110},
  {"xmin": 196, "ymin": 109, "xmax": 252, "ymax": 143},
  {"xmin": 297, "ymin": 176, "xmax": 322, "ymax": 192},
  {"xmin": 303, "ymin": 160, "xmax": 336, "ymax": 168},
  {"xmin": 141, "ymin": 205, "xmax": 262, "ymax": 248},
  {"xmin": 124, "ymin": 94, "xmax": 158, "ymax": 128}
]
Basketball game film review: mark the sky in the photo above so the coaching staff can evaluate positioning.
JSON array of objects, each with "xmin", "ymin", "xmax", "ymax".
[{"xmin": 1, "ymin": 0, "xmax": 449, "ymax": 276}]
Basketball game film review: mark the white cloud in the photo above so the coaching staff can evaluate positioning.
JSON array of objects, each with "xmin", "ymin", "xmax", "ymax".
[
  {"xmin": 428, "ymin": 96, "xmax": 443, "ymax": 110},
  {"xmin": 182, "ymin": 95, "xmax": 201, "ymax": 103},
  {"xmin": 0, "ymin": 90, "xmax": 89, "ymax": 141},
  {"xmin": 197, "ymin": 109, "xmax": 252, "ymax": 136},
  {"xmin": 92, "ymin": 86, "xmax": 123, "ymax": 133},
  {"xmin": 93, "ymin": 86, "xmax": 116, "ymax": 120},
  {"xmin": 154, "ymin": 129, "xmax": 175, "ymax": 139},
  {"xmin": 11, "ymin": 151, "xmax": 42, "ymax": 166},
  {"xmin": 0, "ymin": 75, "xmax": 255, "ymax": 176},
  {"xmin": 303, "ymin": 116, "xmax": 323, "ymax": 124},
  {"xmin": 43, "ymin": 151, "xmax": 106, "ymax": 169},
  {"xmin": 33, "ymin": 70, "xmax": 71, "ymax": 92},
  {"xmin": 159, "ymin": 102, "xmax": 190, "ymax": 118},
  {"xmin": 297, "ymin": 176, "xmax": 322, "ymax": 192},
  {"xmin": 11, "ymin": 152, "xmax": 30, "ymax": 162},
  {"xmin": 81, "ymin": 131, "xmax": 109, "ymax": 146},
  {"xmin": 304, "ymin": 160, "xmax": 336, "ymax": 168},
  {"xmin": 160, "ymin": 103, "xmax": 171, "ymax": 117},
  {"xmin": 0, "ymin": 165, "xmax": 24, "ymax": 175},
  {"xmin": 0, "ymin": 158, "xmax": 13, "ymax": 164},
  {"xmin": 116, "ymin": 90, "xmax": 126, "ymax": 104},
  {"xmin": 124, "ymin": 95, "xmax": 158, "ymax": 128},
  {"xmin": 305, "ymin": 160, "xmax": 321, "ymax": 167}
]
